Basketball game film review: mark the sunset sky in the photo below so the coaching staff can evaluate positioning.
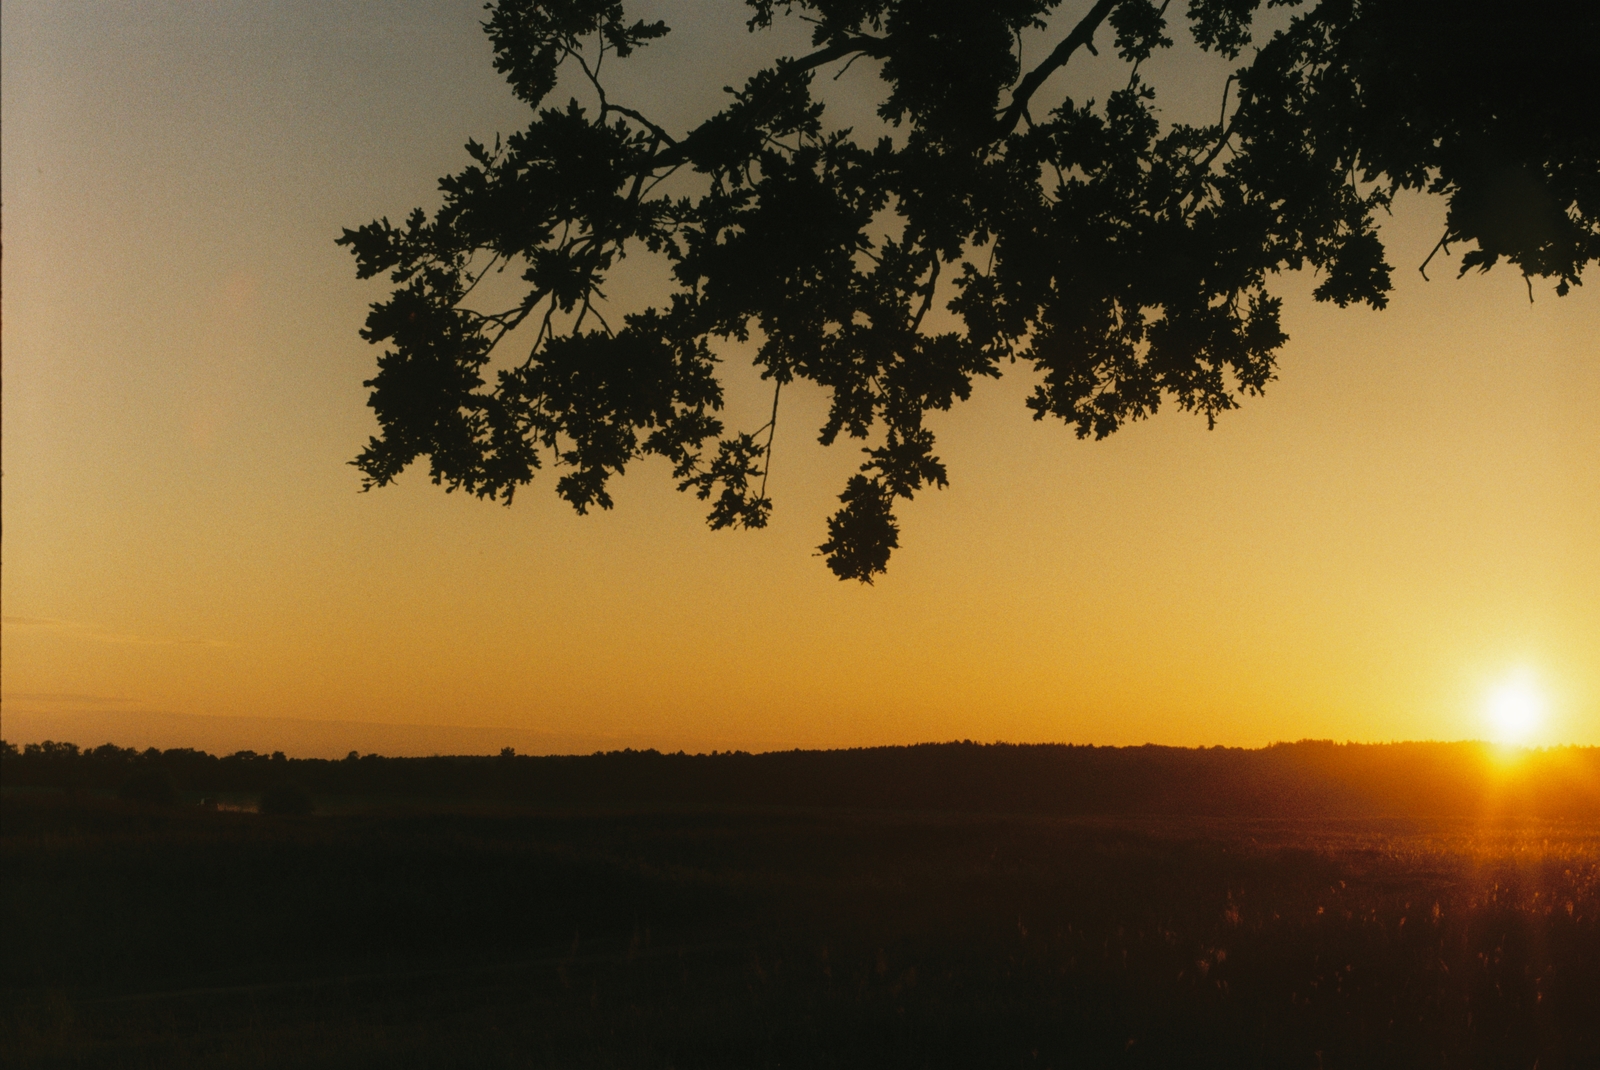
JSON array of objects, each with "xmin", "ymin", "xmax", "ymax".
[{"xmin": 4, "ymin": 0, "xmax": 1596, "ymax": 757}]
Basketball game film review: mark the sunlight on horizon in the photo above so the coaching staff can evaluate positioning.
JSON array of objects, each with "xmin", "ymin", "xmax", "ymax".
[{"xmin": 1484, "ymin": 670, "xmax": 1548, "ymax": 746}]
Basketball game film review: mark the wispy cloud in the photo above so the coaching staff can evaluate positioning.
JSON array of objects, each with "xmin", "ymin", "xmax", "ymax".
[{"xmin": 1, "ymin": 616, "xmax": 230, "ymax": 648}]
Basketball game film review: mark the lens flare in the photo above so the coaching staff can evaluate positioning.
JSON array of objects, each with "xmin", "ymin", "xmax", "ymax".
[{"xmin": 1484, "ymin": 672, "xmax": 1546, "ymax": 746}]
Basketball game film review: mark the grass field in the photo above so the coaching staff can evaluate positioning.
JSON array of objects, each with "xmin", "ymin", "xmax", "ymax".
[{"xmin": 3, "ymin": 790, "xmax": 1597, "ymax": 1069}]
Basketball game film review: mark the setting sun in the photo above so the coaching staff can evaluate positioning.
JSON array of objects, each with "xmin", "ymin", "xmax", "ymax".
[{"xmin": 1485, "ymin": 672, "xmax": 1548, "ymax": 746}]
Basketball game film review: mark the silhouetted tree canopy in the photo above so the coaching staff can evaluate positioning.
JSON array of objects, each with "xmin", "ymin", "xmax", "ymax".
[{"xmin": 341, "ymin": 0, "xmax": 1597, "ymax": 581}]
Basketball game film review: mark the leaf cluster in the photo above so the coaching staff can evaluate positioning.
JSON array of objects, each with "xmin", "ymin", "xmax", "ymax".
[{"xmin": 341, "ymin": 0, "xmax": 1597, "ymax": 580}]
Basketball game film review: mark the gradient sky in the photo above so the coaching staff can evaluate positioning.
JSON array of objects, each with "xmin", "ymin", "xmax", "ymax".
[{"xmin": 4, "ymin": 0, "xmax": 1596, "ymax": 756}]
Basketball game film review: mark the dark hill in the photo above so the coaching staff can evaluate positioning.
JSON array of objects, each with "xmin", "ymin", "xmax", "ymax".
[{"xmin": 4, "ymin": 738, "xmax": 1596, "ymax": 820}]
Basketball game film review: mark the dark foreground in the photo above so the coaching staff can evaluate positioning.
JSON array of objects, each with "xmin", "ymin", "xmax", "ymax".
[{"xmin": 3, "ymin": 794, "xmax": 1597, "ymax": 1069}]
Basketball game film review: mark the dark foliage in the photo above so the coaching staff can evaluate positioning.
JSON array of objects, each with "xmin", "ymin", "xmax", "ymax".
[
  {"xmin": 258, "ymin": 783, "xmax": 315, "ymax": 816},
  {"xmin": 340, "ymin": 0, "xmax": 1598, "ymax": 579},
  {"xmin": 116, "ymin": 770, "xmax": 178, "ymax": 806}
]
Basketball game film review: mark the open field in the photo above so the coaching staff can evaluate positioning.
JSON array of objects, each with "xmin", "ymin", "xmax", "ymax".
[{"xmin": 4, "ymin": 763, "xmax": 1598, "ymax": 1069}]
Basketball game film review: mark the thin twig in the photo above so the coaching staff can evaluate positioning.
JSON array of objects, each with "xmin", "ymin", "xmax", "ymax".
[
  {"xmin": 609, "ymin": 104, "xmax": 678, "ymax": 146},
  {"xmin": 641, "ymin": 162, "xmax": 685, "ymax": 199},
  {"xmin": 832, "ymin": 49, "xmax": 871, "ymax": 81},
  {"xmin": 624, "ymin": 139, "xmax": 658, "ymax": 208},
  {"xmin": 758, "ymin": 380, "xmax": 782, "ymax": 501},
  {"xmin": 570, "ymin": 46, "xmax": 609, "ymax": 116},
  {"xmin": 1123, "ymin": 0, "xmax": 1174, "ymax": 91},
  {"xmin": 456, "ymin": 251, "xmax": 503, "ymax": 304},
  {"xmin": 1179, "ymin": 86, "xmax": 1250, "ymax": 211},
  {"xmin": 646, "ymin": 35, "xmax": 889, "ymax": 171},
  {"xmin": 1192, "ymin": 104, "xmax": 1242, "ymax": 176},
  {"xmin": 518, "ymin": 292, "xmax": 560, "ymax": 370},
  {"xmin": 583, "ymin": 294, "xmax": 616, "ymax": 337},
  {"xmin": 1418, "ymin": 231, "xmax": 1450, "ymax": 281},
  {"xmin": 909, "ymin": 255, "xmax": 941, "ymax": 333}
]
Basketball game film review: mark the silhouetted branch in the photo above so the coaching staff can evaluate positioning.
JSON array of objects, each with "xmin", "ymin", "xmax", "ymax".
[
  {"xmin": 1418, "ymin": 231, "xmax": 1450, "ymax": 280},
  {"xmin": 609, "ymin": 104, "xmax": 677, "ymax": 145},
  {"xmin": 758, "ymin": 380, "xmax": 782, "ymax": 501},
  {"xmin": 648, "ymin": 35, "xmax": 889, "ymax": 171},
  {"xmin": 998, "ymin": 0, "xmax": 1122, "ymax": 136},
  {"xmin": 909, "ymin": 255, "xmax": 941, "ymax": 333},
  {"xmin": 791, "ymin": 33, "xmax": 892, "ymax": 73}
]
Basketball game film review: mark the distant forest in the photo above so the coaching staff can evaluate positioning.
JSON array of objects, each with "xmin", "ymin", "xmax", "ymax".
[{"xmin": 4, "ymin": 739, "xmax": 1596, "ymax": 820}]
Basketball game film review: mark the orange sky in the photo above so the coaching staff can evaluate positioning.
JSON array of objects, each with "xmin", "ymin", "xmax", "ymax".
[{"xmin": 4, "ymin": 1, "xmax": 1596, "ymax": 756}]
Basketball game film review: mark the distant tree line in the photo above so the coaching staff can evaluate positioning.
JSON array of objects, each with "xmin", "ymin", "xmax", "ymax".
[{"xmin": 3, "ymin": 738, "xmax": 1596, "ymax": 820}]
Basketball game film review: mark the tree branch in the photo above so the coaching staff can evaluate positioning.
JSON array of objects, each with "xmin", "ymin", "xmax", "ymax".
[
  {"xmin": 609, "ymin": 105, "xmax": 677, "ymax": 146},
  {"xmin": 1180, "ymin": 85, "xmax": 1252, "ymax": 209},
  {"xmin": 789, "ymin": 34, "xmax": 891, "ymax": 74},
  {"xmin": 646, "ymin": 35, "xmax": 889, "ymax": 171},
  {"xmin": 909, "ymin": 255, "xmax": 941, "ymax": 334},
  {"xmin": 758, "ymin": 380, "xmax": 782, "ymax": 502},
  {"xmin": 1418, "ymin": 230, "xmax": 1450, "ymax": 281},
  {"xmin": 997, "ymin": 0, "xmax": 1122, "ymax": 136}
]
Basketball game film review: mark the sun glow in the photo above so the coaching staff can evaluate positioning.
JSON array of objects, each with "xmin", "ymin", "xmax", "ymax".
[{"xmin": 1484, "ymin": 671, "xmax": 1547, "ymax": 746}]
